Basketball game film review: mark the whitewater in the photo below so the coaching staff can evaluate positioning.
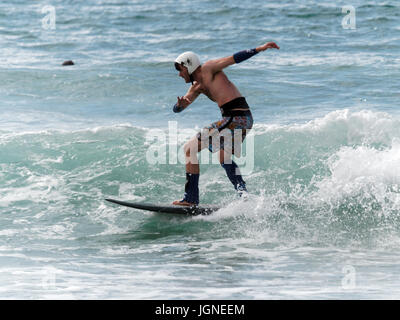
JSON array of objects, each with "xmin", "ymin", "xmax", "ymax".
[{"xmin": 1, "ymin": 0, "xmax": 400, "ymax": 299}]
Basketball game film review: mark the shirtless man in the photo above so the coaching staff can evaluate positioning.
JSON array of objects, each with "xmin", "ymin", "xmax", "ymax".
[{"xmin": 172, "ymin": 41, "xmax": 280, "ymax": 206}]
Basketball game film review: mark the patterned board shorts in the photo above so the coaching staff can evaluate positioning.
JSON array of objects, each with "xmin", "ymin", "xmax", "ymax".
[{"xmin": 196, "ymin": 113, "xmax": 253, "ymax": 155}]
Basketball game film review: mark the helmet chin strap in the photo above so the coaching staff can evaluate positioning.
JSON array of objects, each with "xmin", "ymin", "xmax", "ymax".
[{"xmin": 189, "ymin": 66, "xmax": 200, "ymax": 85}]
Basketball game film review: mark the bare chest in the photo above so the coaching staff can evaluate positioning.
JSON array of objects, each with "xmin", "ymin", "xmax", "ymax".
[
  {"xmin": 198, "ymin": 71, "xmax": 239, "ymax": 105},
  {"xmin": 200, "ymin": 86, "xmax": 216, "ymax": 102}
]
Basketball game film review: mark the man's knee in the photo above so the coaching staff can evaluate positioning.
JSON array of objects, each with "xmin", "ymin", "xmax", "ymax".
[
  {"xmin": 183, "ymin": 142, "xmax": 191, "ymax": 157},
  {"xmin": 219, "ymin": 149, "xmax": 233, "ymax": 165},
  {"xmin": 184, "ymin": 138, "xmax": 201, "ymax": 162}
]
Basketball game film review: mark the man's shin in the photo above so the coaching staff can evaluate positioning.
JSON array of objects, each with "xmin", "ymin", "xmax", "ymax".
[{"xmin": 221, "ymin": 160, "xmax": 247, "ymax": 192}]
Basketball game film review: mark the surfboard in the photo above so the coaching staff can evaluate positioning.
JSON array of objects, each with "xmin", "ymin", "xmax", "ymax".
[{"xmin": 105, "ymin": 198, "xmax": 221, "ymax": 216}]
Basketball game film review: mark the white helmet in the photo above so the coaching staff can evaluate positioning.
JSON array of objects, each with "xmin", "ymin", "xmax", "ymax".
[{"xmin": 174, "ymin": 51, "xmax": 201, "ymax": 75}]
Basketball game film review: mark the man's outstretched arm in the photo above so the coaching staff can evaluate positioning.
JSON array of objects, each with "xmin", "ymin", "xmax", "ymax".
[
  {"xmin": 233, "ymin": 41, "xmax": 280, "ymax": 63},
  {"xmin": 204, "ymin": 41, "xmax": 280, "ymax": 73}
]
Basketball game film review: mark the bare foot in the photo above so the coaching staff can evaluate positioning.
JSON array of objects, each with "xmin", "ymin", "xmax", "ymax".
[{"xmin": 172, "ymin": 200, "xmax": 195, "ymax": 206}]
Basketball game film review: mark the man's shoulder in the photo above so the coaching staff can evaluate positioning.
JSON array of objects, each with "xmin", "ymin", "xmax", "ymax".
[
  {"xmin": 201, "ymin": 61, "xmax": 220, "ymax": 80},
  {"xmin": 201, "ymin": 60, "xmax": 214, "ymax": 72}
]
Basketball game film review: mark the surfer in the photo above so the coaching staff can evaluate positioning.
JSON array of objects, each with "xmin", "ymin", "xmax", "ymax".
[{"xmin": 172, "ymin": 41, "xmax": 280, "ymax": 206}]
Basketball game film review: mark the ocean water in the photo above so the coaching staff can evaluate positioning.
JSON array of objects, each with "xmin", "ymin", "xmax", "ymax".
[{"xmin": 0, "ymin": 0, "xmax": 400, "ymax": 299}]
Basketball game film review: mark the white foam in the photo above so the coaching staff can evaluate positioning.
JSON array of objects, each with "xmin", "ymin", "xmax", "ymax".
[
  {"xmin": 314, "ymin": 141, "xmax": 400, "ymax": 207},
  {"xmin": 255, "ymin": 109, "xmax": 400, "ymax": 146},
  {"xmin": 0, "ymin": 173, "xmax": 67, "ymax": 208},
  {"xmin": 254, "ymin": 52, "xmax": 387, "ymax": 68},
  {"xmin": 0, "ymin": 122, "xmax": 147, "ymax": 144}
]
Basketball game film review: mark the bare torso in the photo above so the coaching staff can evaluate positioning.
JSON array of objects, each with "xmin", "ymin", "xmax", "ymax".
[{"xmin": 196, "ymin": 69, "xmax": 248, "ymax": 110}]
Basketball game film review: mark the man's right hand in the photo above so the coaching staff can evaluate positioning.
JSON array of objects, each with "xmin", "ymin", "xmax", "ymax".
[{"xmin": 177, "ymin": 96, "xmax": 192, "ymax": 108}]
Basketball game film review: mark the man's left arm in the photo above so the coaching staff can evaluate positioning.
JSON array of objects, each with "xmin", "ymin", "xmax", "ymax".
[
  {"xmin": 233, "ymin": 41, "xmax": 280, "ymax": 63},
  {"xmin": 204, "ymin": 41, "xmax": 280, "ymax": 73}
]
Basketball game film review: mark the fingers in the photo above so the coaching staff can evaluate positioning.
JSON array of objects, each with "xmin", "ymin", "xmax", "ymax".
[
  {"xmin": 177, "ymin": 96, "xmax": 191, "ymax": 107},
  {"xmin": 270, "ymin": 42, "xmax": 280, "ymax": 49},
  {"xmin": 272, "ymin": 42, "xmax": 280, "ymax": 49},
  {"xmin": 261, "ymin": 42, "xmax": 279, "ymax": 50}
]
